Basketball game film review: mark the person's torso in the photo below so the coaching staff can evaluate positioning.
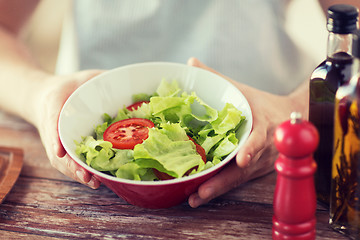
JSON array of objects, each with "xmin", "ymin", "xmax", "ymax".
[{"xmin": 65, "ymin": 0, "xmax": 314, "ymax": 94}]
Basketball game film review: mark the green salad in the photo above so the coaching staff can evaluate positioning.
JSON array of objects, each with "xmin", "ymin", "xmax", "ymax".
[{"xmin": 75, "ymin": 79, "xmax": 246, "ymax": 181}]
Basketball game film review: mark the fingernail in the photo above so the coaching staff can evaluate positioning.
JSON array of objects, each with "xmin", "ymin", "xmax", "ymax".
[
  {"xmin": 87, "ymin": 176, "xmax": 97, "ymax": 189},
  {"xmin": 246, "ymin": 154, "xmax": 252, "ymax": 166},
  {"xmin": 54, "ymin": 141, "xmax": 66, "ymax": 158},
  {"xmin": 203, "ymin": 187, "xmax": 214, "ymax": 198},
  {"xmin": 189, "ymin": 195, "xmax": 200, "ymax": 208},
  {"xmin": 187, "ymin": 57, "xmax": 195, "ymax": 66},
  {"xmin": 76, "ymin": 169, "xmax": 85, "ymax": 183},
  {"xmin": 237, "ymin": 153, "xmax": 252, "ymax": 167}
]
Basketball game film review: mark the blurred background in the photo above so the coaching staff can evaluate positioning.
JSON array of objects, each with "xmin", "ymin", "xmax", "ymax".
[{"xmin": 20, "ymin": 0, "xmax": 327, "ymax": 74}]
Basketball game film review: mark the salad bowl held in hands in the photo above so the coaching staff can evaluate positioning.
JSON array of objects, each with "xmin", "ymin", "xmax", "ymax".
[{"xmin": 58, "ymin": 62, "xmax": 252, "ymax": 209}]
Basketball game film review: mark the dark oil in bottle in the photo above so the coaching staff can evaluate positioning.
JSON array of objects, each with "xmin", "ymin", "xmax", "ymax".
[{"xmin": 309, "ymin": 51, "xmax": 354, "ymax": 206}]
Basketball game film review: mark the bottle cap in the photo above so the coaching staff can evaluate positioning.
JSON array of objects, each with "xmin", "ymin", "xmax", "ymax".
[{"xmin": 327, "ymin": 4, "xmax": 359, "ymax": 34}]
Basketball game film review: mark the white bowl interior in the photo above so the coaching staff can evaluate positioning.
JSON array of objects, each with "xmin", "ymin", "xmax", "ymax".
[{"xmin": 58, "ymin": 62, "xmax": 253, "ymax": 185}]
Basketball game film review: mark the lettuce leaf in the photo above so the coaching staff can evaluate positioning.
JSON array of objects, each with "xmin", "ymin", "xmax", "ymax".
[
  {"xmin": 156, "ymin": 79, "xmax": 181, "ymax": 97},
  {"xmin": 75, "ymin": 79, "xmax": 246, "ymax": 181},
  {"xmin": 134, "ymin": 123, "xmax": 204, "ymax": 178},
  {"xmin": 75, "ymin": 136, "xmax": 132, "ymax": 171},
  {"xmin": 211, "ymin": 103, "xmax": 245, "ymax": 135},
  {"xmin": 115, "ymin": 162, "xmax": 157, "ymax": 181}
]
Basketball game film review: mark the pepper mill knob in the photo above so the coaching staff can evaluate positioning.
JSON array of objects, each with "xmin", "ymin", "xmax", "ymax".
[
  {"xmin": 274, "ymin": 112, "xmax": 319, "ymax": 158},
  {"xmin": 272, "ymin": 112, "xmax": 319, "ymax": 240}
]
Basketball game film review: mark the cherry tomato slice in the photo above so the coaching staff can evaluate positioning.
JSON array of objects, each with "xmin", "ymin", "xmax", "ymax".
[
  {"xmin": 153, "ymin": 170, "xmax": 174, "ymax": 181},
  {"xmin": 154, "ymin": 136, "xmax": 207, "ymax": 180},
  {"xmin": 188, "ymin": 136, "xmax": 207, "ymax": 163},
  {"xmin": 103, "ymin": 118, "xmax": 154, "ymax": 149},
  {"xmin": 126, "ymin": 101, "xmax": 150, "ymax": 111}
]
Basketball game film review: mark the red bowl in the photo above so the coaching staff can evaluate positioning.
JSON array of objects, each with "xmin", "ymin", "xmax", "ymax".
[
  {"xmin": 94, "ymin": 164, "xmax": 221, "ymax": 209},
  {"xmin": 59, "ymin": 62, "xmax": 252, "ymax": 208}
]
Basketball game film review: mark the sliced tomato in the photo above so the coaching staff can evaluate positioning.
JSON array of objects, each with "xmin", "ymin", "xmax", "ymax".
[
  {"xmin": 154, "ymin": 136, "xmax": 207, "ymax": 180},
  {"xmin": 103, "ymin": 118, "xmax": 154, "ymax": 149},
  {"xmin": 126, "ymin": 101, "xmax": 150, "ymax": 111},
  {"xmin": 188, "ymin": 136, "xmax": 207, "ymax": 163}
]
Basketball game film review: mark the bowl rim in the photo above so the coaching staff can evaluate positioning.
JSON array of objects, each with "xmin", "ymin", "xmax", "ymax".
[{"xmin": 58, "ymin": 61, "xmax": 253, "ymax": 186}]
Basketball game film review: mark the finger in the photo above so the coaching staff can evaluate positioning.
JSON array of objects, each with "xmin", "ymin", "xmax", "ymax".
[
  {"xmin": 39, "ymin": 70, "xmax": 104, "ymax": 189},
  {"xmin": 188, "ymin": 160, "xmax": 249, "ymax": 208},
  {"xmin": 187, "ymin": 57, "xmax": 226, "ymax": 78},
  {"xmin": 235, "ymin": 127, "xmax": 267, "ymax": 168},
  {"xmin": 72, "ymin": 69, "xmax": 104, "ymax": 85},
  {"xmin": 74, "ymin": 165, "xmax": 101, "ymax": 189},
  {"xmin": 54, "ymin": 154, "xmax": 101, "ymax": 189},
  {"xmin": 56, "ymin": 70, "xmax": 104, "ymax": 157},
  {"xmin": 187, "ymin": 57, "xmax": 245, "ymax": 92},
  {"xmin": 55, "ymin": 139, "xmax": 66, "ymax": 158},
  {"xmin": 59, "ymin": 69, "xmax": 105, "ymax": 106},
  {"xmin": 65, "ymin": 156, "xmax": 100, "ymax": 189}
]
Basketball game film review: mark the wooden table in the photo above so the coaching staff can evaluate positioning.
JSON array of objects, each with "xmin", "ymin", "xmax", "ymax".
[{"xmin": 0, "ymin": 112, "xmax": 348, "ymax": 240}]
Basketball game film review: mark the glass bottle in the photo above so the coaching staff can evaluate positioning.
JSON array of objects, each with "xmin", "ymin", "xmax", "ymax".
[
  {"xmin": 330, "ymin": 29, "xmax": 360, "ymax": 239},
  {"xmin": 309, "ymin": 4, "xmax": 359, "ymax": 207}
]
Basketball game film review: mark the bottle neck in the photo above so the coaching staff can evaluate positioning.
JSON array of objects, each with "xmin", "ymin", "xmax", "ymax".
[
  {"xmin": 327, "ymin": 32, "xmax": 353, "ymax": 57},
  {"xmin": 349, "ymin": 57, "xmax": 360, "ymax": 87},
  {"xmin": 353, "ymin": 57, "xmax": 360, "ymax": 75}
]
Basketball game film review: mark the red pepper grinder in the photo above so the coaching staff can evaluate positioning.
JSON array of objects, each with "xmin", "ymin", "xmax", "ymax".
[{"xmin": 272, "ymin": 112, "xmax": 319, "ymax": 240}]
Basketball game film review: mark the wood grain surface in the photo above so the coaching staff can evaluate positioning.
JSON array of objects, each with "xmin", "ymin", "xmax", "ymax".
[
  {"xmin": 0, "ymin": 114, "xmax": 348, "ymax": 240},
  {"xmin": 0, "ymin": 147, "xmax": 23, "ymax": 204}
]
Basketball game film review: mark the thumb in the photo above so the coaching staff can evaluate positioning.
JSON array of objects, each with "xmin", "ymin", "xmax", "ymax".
[
  {"xmin": 187, "ymin": 57, "xmax": 240, "ymax": 86},
  {"xmin": 235, "ymin": 128, "xmax": 266, "ymax": 168},
  {"xmin": 187, "ymin": 57, "xmax": 223, "ymax": 76}
]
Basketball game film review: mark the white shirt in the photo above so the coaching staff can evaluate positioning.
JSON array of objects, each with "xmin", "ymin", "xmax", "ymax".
[{"xmin": 56, "ymin": 0, "xmax": 316, "ymax": 95}]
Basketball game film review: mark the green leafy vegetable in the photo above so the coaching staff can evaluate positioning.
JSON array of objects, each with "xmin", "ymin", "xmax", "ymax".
[
  {"xmin": 134, "ymin": 123, "xmax": 204, "ymax": 178},
  {"xmin": 75, "ymin": 79, "xmax": 245, "ymax": 181}
]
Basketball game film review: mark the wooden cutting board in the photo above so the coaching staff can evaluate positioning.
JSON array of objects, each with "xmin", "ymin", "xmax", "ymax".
[{"xmin": 0, "ymin": 146, "xmax": 23, "ymax": 203}]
